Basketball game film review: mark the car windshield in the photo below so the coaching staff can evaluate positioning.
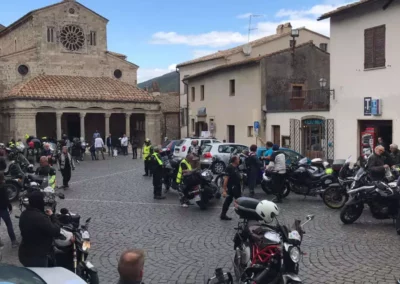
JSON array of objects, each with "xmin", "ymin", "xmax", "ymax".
[{"xmin": 0, "ymin": 265, "xmax": 46, "ymax": 284}]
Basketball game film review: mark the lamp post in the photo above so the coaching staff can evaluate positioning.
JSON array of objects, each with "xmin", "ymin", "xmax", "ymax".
[
  {"xmin": 319, "ymin": 78, "xmax": 335, "ymax": 100},
  {"xmin": 290, "ymin": 29, "xmax": 299, "ymax": 52}
]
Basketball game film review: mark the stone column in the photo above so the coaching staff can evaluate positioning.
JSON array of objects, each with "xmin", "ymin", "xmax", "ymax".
[
  {"xmin": 145, "ymin": 112, "xmax": 162, "ymax": 146},
  {"xmin": 56, "ymin": 112, "xmax": 62, "ymax": 140},
  {"xmin": 105, "ymin": 113, "xmax": 111, "ymax": 137},
  {"xmin": 80, "ymin": 112, "xmax": 86, "ymax": 140},
  {"xmin": 125, "ymin": 113, "xmax": 131, "ymax": 138}
]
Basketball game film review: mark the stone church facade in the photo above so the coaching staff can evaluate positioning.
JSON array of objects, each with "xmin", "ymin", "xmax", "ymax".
[{"xmin": 0, "ymin": 0, "xmax": 161, "ymax": 145}]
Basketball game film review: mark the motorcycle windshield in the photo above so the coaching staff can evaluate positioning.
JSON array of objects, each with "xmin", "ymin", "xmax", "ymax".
[
  {"xmin": 355, "ymin": 168, "xmax": 365, "ymax": 180},
  {"xmin": 298, "ymin": 157, "xmax": 308, "ymax": 165}
]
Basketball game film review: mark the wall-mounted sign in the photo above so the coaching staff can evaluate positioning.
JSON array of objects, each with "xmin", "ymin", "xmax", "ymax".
[
  {"xmin": 303, "ymin": 119, "xmax": 324, "ymax": 125},
  {"xmin": 254, "ymin": 121, "xmax": 260, "ymax": 136},
  {"xmin": 364, "ymin": 97, "xmax": 372, "ymax": 116},
  {"xmin": 197, "ymin": 107, "xmax": 206, "ymax": 116},
  {"xmin": 371, "ymin": 99, "xmax": 382, "ymax": 116}
]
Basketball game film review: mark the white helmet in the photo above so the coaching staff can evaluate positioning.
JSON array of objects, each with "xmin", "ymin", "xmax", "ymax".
[
  {"xmin": 54, "ymin": 228, "xmax": 74, "ymax": 247},
  {"xmin": 256, "ymin": 200, "xmax": 280, "ymax": 223}
]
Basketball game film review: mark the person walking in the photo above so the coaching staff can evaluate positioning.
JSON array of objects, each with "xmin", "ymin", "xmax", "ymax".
[
  {"xmin": 0, "ymin": 172, "xmax": 19, "ymax": 248},
  {"xmin": 121, "ymin": 134, "xmax": 129, "ymax": 156},
  {"xmin": 95, "ymin": 135, "xmax": 105, "ymax": 160},
  {"xmin": 117, "ymin": 249, "xmax": 145, "ymax": 284},
  {"xmin": 131, "ymin": 136, "xmax": 139, "ymax": 159},
  {"xmin": 220, "ymin": 156, "xmax": 242, "ymax": 220},
  {"xmin": 142, "ymin": 139, "xmax": 152, "ymax": 176},
  {"xmin": 150, "ymin": 146, "xmax": 166, "ymax": 199},
  {"xmin": 58, "ymin": 146, "xmax": 75, "ymax": 189},
  {"xmin": 106, "ymin": 134, "xmax": 113, "ymax": 157}
]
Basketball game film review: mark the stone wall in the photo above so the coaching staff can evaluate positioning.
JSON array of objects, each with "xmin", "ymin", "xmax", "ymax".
[
  {"xmin": 0, "ymin": 18, "xmax": 37, "ymax": 56},
  {"xmin": 162, "ymin": 113, "xmax": 180, "ymax": 141}
]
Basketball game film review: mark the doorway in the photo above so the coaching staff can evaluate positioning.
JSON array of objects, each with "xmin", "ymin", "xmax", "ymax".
[
  {"xmin": 303, "ymin": 119, "xmax": 324, "ymax": 159},
  {"xmin": 359, "ymin": 120, "xmax": 392, "ymax": 155},
  {"xmin": 272, "ymin": 125, "xmax": 280, "ymax": 145},
  {"xmin": 227, "ymin": 125, "xmax": 235, "ymax": 143}
]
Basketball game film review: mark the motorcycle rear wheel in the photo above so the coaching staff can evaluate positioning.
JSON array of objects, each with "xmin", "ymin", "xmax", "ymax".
[
  {"xmin": 6, "ymin": 182, "xmax": 19, "ymax": 202},
  {"xmin": 340, "ymin": 204, "xmax": 364, "ymax": 224},
  {"xmin": 322, "ymin": 187, "xmax": 348, "ymax": 209}
]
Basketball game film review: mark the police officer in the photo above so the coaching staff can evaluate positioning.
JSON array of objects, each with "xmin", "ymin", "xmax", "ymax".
[
  {"xmin": 142, "ymin": 138, "xmax": 152, "ymax": 176},
  {"xmin": 150, "ymin": 146, "xmax": 166, "ymax": 199},
  {"xmin": 176, "ymin": 154, "xmax": 194, "ymax": 207},
  {"xmin": 220, "ymin": 155, "xmax": 242, "ymax": 220}
]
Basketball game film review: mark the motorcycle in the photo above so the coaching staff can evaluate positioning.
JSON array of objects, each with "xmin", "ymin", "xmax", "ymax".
[
  {"xmin": 183, "ymin": 168, "xmax": 221, "ymax": 209},
  {"xmin": 284, "ymin": 157, "xmax": 340, "ymax": 198},
  {"xmin": 260, "ymin": 170, "xmax": 291, "ymax": 198},
  {"xmin": 215, "ymin": 154, "xmax": 250, "ymax": 190},
  {"xmin": 232, "ymin": 197, "xmax": 314, "ymax": 283},
  {"xmin": 162, "ymin": 154, "xmax": 183, "ymax": 192},
  {"xmin": 322, "ymin": 156, "xmax": 355, "ymax": 209},
  {"xmin": 54, "ymin": 208, "xmax": 99, "ymax": 284},
  {"xmin": 340, "ymin": 178, "xmax": 400, "ymax": 233}
]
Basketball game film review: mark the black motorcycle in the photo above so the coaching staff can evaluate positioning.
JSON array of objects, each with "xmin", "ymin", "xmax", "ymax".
[
  {"xmin": 54, "ymin": 208, "xmax": 99, "ymax": 284},
  {"xmin": 284, "ymin": 157, "xmax": 339, "ymax": 198},
  {"xmin": 215, "ymin": 154, "xmax": 248, "ymax": 190},
  {"xmin": 340, "ymin": 179, "xmax": 400, "ymax": 234},
  {"xmin": 232, "ymin": 197, "xmax": 314, "ymax": 283}
]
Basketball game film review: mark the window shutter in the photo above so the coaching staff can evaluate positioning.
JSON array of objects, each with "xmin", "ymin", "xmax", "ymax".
[
  {"xmin": 364, "ymin": 28, "xmax": 374, "ymax": 69},
  {"xmin": 374, "ymin": 25, "xmax": 386, "ymax": 68}
]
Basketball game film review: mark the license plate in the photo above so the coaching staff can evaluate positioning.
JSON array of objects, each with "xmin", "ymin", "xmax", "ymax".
[
  {"xmin": 194, "ymin": 195, "xmax": 201, "ymax": 202},
  {"xmin": 175, "ymin": 149, "xmax": 179, "ymax": 152}
]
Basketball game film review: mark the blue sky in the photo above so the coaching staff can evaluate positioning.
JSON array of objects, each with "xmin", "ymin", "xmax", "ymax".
[{"xmin": 0, "ymin": 0, "xmax": 351, "ymax": 82}]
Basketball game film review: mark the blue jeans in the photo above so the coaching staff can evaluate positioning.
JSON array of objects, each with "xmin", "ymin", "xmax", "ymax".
[
  {"xmin": 108, "ymin": 146, "xmax": 113, "ymax": 156},
  {"xmin": 0, "ymin": 208, "xmax": 16, "ymax": 241}
]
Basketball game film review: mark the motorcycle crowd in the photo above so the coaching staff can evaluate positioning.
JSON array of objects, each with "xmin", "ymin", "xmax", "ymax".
[{"xmin": 0, "ymin": 134, "xmax": 98, "ymax": 284}]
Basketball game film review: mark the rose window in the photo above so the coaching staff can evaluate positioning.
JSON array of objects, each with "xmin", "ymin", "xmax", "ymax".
[{"xmin": 60, "ymin": 25, "xmax": 85, "ymax": 51}]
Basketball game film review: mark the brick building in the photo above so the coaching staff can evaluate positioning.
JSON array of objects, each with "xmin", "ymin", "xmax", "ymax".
[{"xmin": 0, "ymin": 0, "xmax": 161, "ymax": 145}]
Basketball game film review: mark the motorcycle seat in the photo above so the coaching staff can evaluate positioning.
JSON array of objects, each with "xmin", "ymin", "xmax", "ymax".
[
  {"xmin": 309, "ymin": 170, "xmax": 325, "ymax": 180},
  {"xmin": 236, "ymin": 197, "xmax": 259, "ymax": 210}
]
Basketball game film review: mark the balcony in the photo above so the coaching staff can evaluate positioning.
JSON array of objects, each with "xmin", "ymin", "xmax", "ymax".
[{"xmin": 266, "ymin": 89, "xmax": 330, "ymax": 112}]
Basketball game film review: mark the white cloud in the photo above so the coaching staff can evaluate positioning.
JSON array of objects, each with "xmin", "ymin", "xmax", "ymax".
[
  {"xmin": 150, "ymin": 1, "xmax": 358, "ymax": 48},
  {"xmin": 137, "ymin": 65, "xmax": 176, "ymax": 83},
  {"xmin": 236, "ymin": 13, "xmax": 253, "ymax": 19},
  {"xmin": 192, "ymin": 49, "xmax": 218, "ymax": 58}
]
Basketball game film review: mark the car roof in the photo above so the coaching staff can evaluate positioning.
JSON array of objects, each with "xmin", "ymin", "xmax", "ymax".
[
  {"xmin": 211, "ymin": 143, "xmax": 247, "ymax": 146},
  {"xmin": 28, "ymin": 267, "xmax": 87, "ymax": 284}
]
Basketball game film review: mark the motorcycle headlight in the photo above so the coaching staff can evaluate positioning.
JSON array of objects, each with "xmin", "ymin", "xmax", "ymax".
[
  {"xmin": 82, "ymin": 240, "xmax": 91, "ymax": 252},
  {"xmin": 289, "ymin": 247, "xmax": 300, "ymax": 263}
]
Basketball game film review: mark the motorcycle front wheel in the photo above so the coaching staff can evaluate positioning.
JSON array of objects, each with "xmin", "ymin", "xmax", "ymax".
[
  {"xmin": 5, "ymin": 182, "xmax": 19, "ymax": 202},
  {"xmin": 322, "ymin": 187, "xmax": 348, "ymax": 209},
  {"xmin": 340, "ymin": 203, "xmax": 364, "ymax": 224}
]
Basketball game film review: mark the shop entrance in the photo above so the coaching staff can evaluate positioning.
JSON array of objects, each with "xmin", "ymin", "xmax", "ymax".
[{"xmin": 359, "ymin": 120, "xmax": 392, "ymax": 155}]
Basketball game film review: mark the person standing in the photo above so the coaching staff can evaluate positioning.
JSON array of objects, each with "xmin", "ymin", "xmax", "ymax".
[
  {"xmin": 267, "ymin": 145, "xmax": 286, "ymax": 203},
  {"xmin": 377, "ymin": 137, "xmax": 388, "ymax": 152},
  {"xmin": 36, "ymin": 156, "xmax": 57, "ymax": 189},
  {"xmin": 366, "ymin": 145, "xmax": 393, "ymax": 181},
  {"xmin": 0, "ymin": 149, "xmax": 7, "ymax": 171},
  {"xmin": 95, "ymin": 135, "xmax": 105, "ymax": 160},
  {"xmin": 131, "ymin": 136, "xmax": 139, "ymax": 159},
  {"xmin": 58, "ymin": 146, "xmax": 75, "ymax": 189},
  {"xmin": 121, "ymin": 134, "xmax": 129, "ymax": 156},
  {"xmin": 117, "ymin": 249, "xmax": 145, "ymax": 284},
  {"xmin": 150, "ymin": 146, "xmax": 166, "ymax": 199},
  {"xmin": 261, "ymin": 141, "xmax": 274, "ymax": 166},
  {"xmin": 18, "ymin": 191, "xmax": 60, "ymax": 267},
  {"xmin": 0, "ymin": 172, "xmax": 19, "ymax": 248},
  {"xmin": 220, "ymin": 156, "xmax": 242, "ymax": 220},
  {"xmin": 389, "ymin": 144, "xmax": 400, "ymax": 165},
  {"xmin": 93, "ymin": 130, "xmax": 100, "ymax": 141},
  {"xmin": 142, "ymin": 139, "xmax": 152, "ymax": 176},
  {"xmin": 245, "ymin": 144, "xmax": 262, "ymax": 197},
  {"xmin": 188, "ymin": 140, "xmax": 201, "ymax": 157},
  {"xmin": 106, "ymin": 134, "xmax": 113, "ymax": 157}
]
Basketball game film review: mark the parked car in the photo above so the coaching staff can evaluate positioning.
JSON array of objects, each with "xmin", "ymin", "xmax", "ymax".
[
  {"xmin": 256, "ymin": 147, "xmax": 305, "ymax": 165},
  {"xmin": 201, "ymin": 143, "xmax": 249, "ymax": 174},
  {"xmin": 173, "ymin": 137, "xmax": 221, "ymax": 158},
  {"xmin": 0, "ymin": 265, "xmax": 87, "ymax": 284},
  {"xmin": 162, "ymin": 140, "xmax": 181, "ymax": 156}
]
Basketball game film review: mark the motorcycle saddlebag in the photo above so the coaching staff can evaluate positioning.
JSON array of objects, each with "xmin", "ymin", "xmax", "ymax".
[{"xmin": 234, "ymin": 197, "xmax": 262, "ymax": 221}]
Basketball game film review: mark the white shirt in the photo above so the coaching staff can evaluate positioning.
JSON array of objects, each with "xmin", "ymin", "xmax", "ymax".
[
  {"xmin": 121, "ymin": 137, "xmax": 128, "ymax": 147},
  {"xmin": 94, "ymin": 137, "xmax": 104, "ymax": 148}
]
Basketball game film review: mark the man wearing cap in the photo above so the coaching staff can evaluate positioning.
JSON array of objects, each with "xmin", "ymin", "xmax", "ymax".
[
  {"xmin": 142, "ymin": 138, "xmax": 152, "ymax": 176},
  {"xmin": 150, "ymin": 145, "xmax": 166, "ymax": 199}
]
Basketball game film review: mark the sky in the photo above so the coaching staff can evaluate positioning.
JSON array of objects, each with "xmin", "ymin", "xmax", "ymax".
[{"xmin": 0, "ymin": 0, "xmax": 354, "ymax": 83}]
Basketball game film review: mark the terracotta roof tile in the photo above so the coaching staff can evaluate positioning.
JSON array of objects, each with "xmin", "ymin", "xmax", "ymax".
[
  {"xmin": 176, "ymin": 26, "xmax": 320, "ymax": 68},
  {"xmin": 3, "ymin": 75, "xmax": 156, "ymax": 103},
  {"xmin": 318, "ymin": 0, "xmax": 376, "ymax": 20},
  {"xmin": 156, "ymin": 93, "xmax": 179, "ymax": 113}
]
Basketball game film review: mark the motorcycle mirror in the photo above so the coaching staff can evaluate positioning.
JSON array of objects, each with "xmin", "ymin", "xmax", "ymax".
[{"xmin": 306, "ymin": 214, "xmax": 315, "ymax": 221}]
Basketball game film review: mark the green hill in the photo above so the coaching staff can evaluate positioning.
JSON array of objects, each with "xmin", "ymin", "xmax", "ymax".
[{"xmin": 138, "ymin": 71, "xmax": 179, "ymax": 93}]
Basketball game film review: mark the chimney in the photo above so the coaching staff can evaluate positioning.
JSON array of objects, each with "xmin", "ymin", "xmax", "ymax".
[{"xmin": 276, "ymin": 22, "xmax": 292, "ymax": 35}]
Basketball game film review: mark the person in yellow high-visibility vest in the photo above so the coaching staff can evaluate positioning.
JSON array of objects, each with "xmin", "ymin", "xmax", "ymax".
[
  {"xmin": 142, "ymin": 138, "xmax": 152, "ymax": 176},
  {"xmin": 150, "ymin": 146, "xmax": 166, "ymax": 199},
  {"xmin": 176, "ymin": 154, "xmax": 195, "ymax": 207}
]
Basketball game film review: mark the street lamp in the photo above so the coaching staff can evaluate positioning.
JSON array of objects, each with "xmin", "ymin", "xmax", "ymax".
[
  {"xmin": 290, "ymin": 29, "xmax": 300, "ymax": 57},
  {"xmin": 319, "ymin": 77, "xmax": 335, "ymax": 100}
]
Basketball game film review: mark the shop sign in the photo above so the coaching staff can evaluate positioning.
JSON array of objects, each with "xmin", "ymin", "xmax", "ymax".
[
  {"xmin": 364, "ymin": 97, "xmax": 372, "ymax": 116},
  {"xmin": 197, "ymin": 107, "xmax": 206, "ymax": 116},
  {"xmin": 371, "ymin": 99, "xmax": 382, "ymax": 116},
  {"xmin": 303, "ymin": 119, "xmax": 324, "ymax": 125}
]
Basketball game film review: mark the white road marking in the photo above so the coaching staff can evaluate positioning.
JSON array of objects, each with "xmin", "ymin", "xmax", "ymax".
[{"xmin": 69, "ymin": 169, "xmax": 136, "ymax": 184}]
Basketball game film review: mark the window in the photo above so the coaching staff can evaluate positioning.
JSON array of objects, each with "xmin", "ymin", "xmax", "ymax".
[
  {"xmin": 319, "ymin": 43, "xmax": 328, "ymax": 52},
  {"xmin": 364, "ymin": 25, "xmax": 386, "ymax": 69},
  {"xmin": 114, "ymin": 69, "xmax": 122, "ymax": 79},
  {"xmin": 191, "ymin": 119, "xmax": 195, "ymax": 133},
  {"xmin": 227, "ymin": 125, "xmax": 235, "ymax": 143},
  {"xmin": 247, "ymin": 126, "xmax": 254, "ymax": 137},
  {"xmin": 90, "ymin": 31, "xmax": 97, "ymax": 46},
  {"xmin": 218, "ymin": 145, "xmax": 234, "ymax": 153},
  {"xmin": 200, "ymin": 85, "xmax": 205, "ymax": 101},
  {"xmin": 47, "ymin": 27, "xmax": 55, "ymax": 43},
  {"xmin": 229, "ymin": 80, "xmax": 235, "ymax": 96},
  {"xmin": 180, "ymin": 108, "xmax": 188, "ymax": 126},
  {"xmin": 191, "ymin": 87, "xmax": 195, "ymax": 102},
  {"xmin": 291, "ymin": 85, "xmax": 304, "ymax": 98}
]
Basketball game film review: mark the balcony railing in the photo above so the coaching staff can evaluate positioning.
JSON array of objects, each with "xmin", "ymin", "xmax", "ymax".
[{"xmin": 266, "ymin": 89, "xmax": 330, "ymax": 112}]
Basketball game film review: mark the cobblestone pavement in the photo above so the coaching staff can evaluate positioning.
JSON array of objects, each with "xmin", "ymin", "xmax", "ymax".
[{"xmin": 1, "ymin": 155, "xmax": 400, "ymax": 283}]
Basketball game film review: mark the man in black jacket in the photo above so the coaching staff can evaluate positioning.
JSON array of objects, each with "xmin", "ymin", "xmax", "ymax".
[
  {"xmin": 19, "ymin": 191, "xmax": 61, "ymax": 267},
  {"xmin": 0, "ymin": 172, "xmax": 18, "ymax": 248},
  {"xmin": 245, "ymin": 144, "xmax": 262, "ymax": 197},
  {"xmin": 366, "ymin": 145, "xmax": 393, "ymax": 181}
]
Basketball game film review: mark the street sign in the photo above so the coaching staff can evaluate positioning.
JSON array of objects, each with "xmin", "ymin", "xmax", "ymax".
[
  {"xmin": 371, "ymin": 99, "xmax": 382, "ymax": 116},
  {"xmin": 254, "ymin": 121, "xmax": 260, "ymax": 136},
  {"xmin": 364, "ymin": 97, "xmax": 372, "ymax": 116}
]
